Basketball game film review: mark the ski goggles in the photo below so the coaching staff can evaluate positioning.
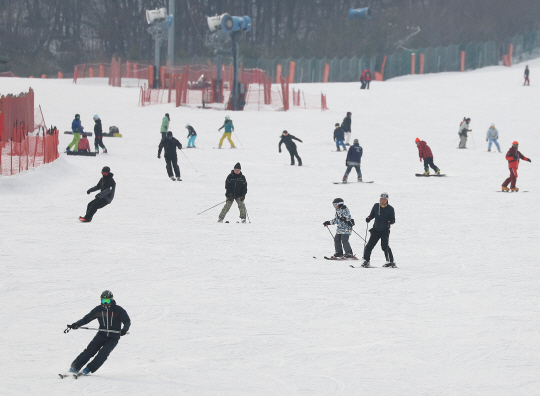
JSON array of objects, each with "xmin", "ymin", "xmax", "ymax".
[
  {"xmin": 101, "ymin": 298, "xmax": 111, "ymax": 304},
  {"xmin": 333, "ymin": 202, "xmax": 344, "ymax": 208},
  {"xmin": 380, "ymin": 193, "xmax": 389, "ymax": 199}
]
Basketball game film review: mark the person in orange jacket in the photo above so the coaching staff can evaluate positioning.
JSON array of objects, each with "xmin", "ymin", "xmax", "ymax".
[
  {"xmin": 502, "ymin": 141, "xmax": 531, "ymax": 192},
  {"xmin": 78, "ymin": 133, "xmax": 91, "ymax": 152}
]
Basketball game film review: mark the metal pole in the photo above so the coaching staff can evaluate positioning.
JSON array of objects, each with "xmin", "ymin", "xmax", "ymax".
[
  {"xmin": 216, "ymin": 55, "xmax": 223, "ymax": 102},
  {"xmin": 154, "ymin": 35, "xmax": 160, "ymax": 88},
  {"xmin": 168, "ymin": 0, "xmax": 175, "ymax": 66},
  {"xmin": 232, "ymin": 31, "xmax": 238, "ymax": 110}
]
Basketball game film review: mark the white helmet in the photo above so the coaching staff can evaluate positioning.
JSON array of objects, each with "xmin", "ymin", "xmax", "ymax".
[
  {"xmin": 225, "ymin": 115, "xmax": 230, "ymax": 120},
  {"xmin": 93, "ymin": 114, "xmax": 99, "ymax": 120},
  {"xmin": 185, "ymin": 123, "xmax": 190, "ymax": 128}
]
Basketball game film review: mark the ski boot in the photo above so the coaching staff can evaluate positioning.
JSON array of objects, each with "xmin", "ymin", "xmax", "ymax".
[
  {"xmin": 357, "ymin": 177, "xmax": 362, "ymax": 182},
  {"xmin": 217, "ymin": 219, "xmax": 224, "ymax": 223},
  {"xmin": 511, "ymin": 188, "xmax": 519, "ymax": 192},
  {"xmin": 342, "ymin": 175, "xmax": 348, "ymax": 184},
  {"xmin": 383, "ymin": 261, "xmax": 397, "ymax": 268},
  {"xmin": 423, "ymin": 171, "xmax": 430, "ymax": 175},
  {"xmin": 81, "ymin": 367, "xmax": 90, "ymax": 375},
  {"xmin": 331, "ymin": 253, "xmax": 344, "ymax": 260},
  {"xmin": 176, "ymin": 177, "xmax": 182, "ymax": 181},
  {"xmin": 436, "ymin": 169, "xmax": 441, "ymax": 175},
  {"xmin": 241, "ymin": 218, "xmax": 246, "ymax": 223},
  {"xmin": 69, "ymin": 367, "xmax": 78, "ymax": 374},
  {"xmin": 290, "ymin": 163, "xmax": 295, "ymax": 166},
  {"xmin": 78, "ymin": 217, "xmax": 87, "ymax": 222},
  {"xmin": 103, "ymin": 148, "xmax": 107, "ymax": 154},
  {"xmin": 170, "ymin": 176, "xmax": 176, "ymax": 181},
  {"xmin": 336, "ymin": 148, "xmax": 341, "ymax": 152},
  {"xmin": 95, "ymin": 148, "xmax": 99, "ymax": 154},
  {"xmin": 501, "ymin": 186, "xmax": 510, "ymax": 192},
  {"xmin": 344, "ymin": 253, "xmax": 356, "ymax": 260},
  {"xmin": 361, "ymin": 259, "xmax": 371, "ymax": 268}
]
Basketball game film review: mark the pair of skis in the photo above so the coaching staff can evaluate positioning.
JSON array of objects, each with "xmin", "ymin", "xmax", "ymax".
[
  {"xmin": 59, "ymin": 372, "xmax": 86, "ymax": 379},
  {"xmin": 333, "ymin": 181, "xmax": 373, "ymax": 184}
]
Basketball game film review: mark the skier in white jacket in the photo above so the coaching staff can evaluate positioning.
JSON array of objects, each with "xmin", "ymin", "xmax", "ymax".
[{"xmin": 486, "ymin": 123, "xmax": 501, "ymax": 152}]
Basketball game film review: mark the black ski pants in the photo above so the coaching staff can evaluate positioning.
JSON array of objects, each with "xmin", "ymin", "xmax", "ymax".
[
  {"xmin": 94, "ymin": 135, "xmax": 105, "ymax": 150},
  {"xmin": 423, "ymin": 157, "xmax": 439, "ymax": 173},
  {"xmin": 363, "ymin": 228, "xmax": 393, "ymax": 262},
  {"xmin": 71, "ymin": 333, "xmax": 118, "ymax": 373},
  {"xmin": 287, "ymin": 147, "xmax": 302, "ymax": 165},
  {"xmin": 84, "ymin": 198, "xmax": 109, "ymax": 222},
  {"xmin": 334, "ymin": 233, "xmax": 353, "ymax": 256},
  {"xmin": 165, "ymin": 156, "xmax": 180, "ymax": 177}
]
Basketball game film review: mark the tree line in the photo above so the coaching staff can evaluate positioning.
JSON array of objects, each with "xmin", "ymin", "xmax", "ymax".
[{"xmin": 0, "ymin": 0, "xmax": 539, "ymax": 76}]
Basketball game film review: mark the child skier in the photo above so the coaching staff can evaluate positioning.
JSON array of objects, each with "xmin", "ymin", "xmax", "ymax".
[
  {"xmin": 186, "ymin": 123, "xmax": 197, "ymax": 148},
  {"xmin": 486, "ymin": 124, "xmax": 501, "ymax": 152},
  {"xmin": 278, "ymin": 130, "xmax": 303, "ymax": 166},
  {"xmin": 415, "ymin": 138, "xmax": 440, "ymax": 175},
  {"xmin": 64, "ymin": 290, "xmax": 130, "ymax": 376},
  {"xmin": 323, "ymin": 198, "xmax": 355, "ymax": 259},
  {"xmin": 362, "ymin": 193, "xmax": 396, "ymax": 268},
  {"xmin": 217, "ymin": 115, "xmax": 236, "ymax": 148},
  {"xmin": 342, "ymin": 139, "xmax": 363, "ymax": 182},
  {"xmin": 79, "ymin": 166, "xmax": 116, "ymax": 222},
  {"xmin": 334, "ymin": 123, "xmax": 346, "ymax": 151},
  {"xmin": 218, "ymin": 163, "xmax": 247, "ymax": 223},
  {"xmin": 502, "ymin": 141, "xmax": 531, "ymax": 192}
]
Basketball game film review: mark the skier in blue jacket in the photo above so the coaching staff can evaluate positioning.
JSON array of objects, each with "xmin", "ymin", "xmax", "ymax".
[
  {"xmin": 65, "ymin": 290, "xmax": 130, "ymax": 376},
  {"xmin": 342, "ymin": 139, "xmax": 363, "ymax": 182}
]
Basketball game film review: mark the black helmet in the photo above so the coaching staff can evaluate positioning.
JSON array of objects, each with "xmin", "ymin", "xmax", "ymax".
[
  {"xmin": 167, "ymin": 131, "xmax": 173, "ymax": 138},
  {"xmin": 75, "ymin": 114, "xmax": 80, "ymax": 119},
  {"xmin": 102, "ymin": 166, "xmax": 110, "ymax": 173},
  {"xmin": 332, "ymin": 198, "xmax": 344, "ymax": 208},
  {"xmin": 100, "ymin": 290, "xmax": 113, "ymax": 299}
]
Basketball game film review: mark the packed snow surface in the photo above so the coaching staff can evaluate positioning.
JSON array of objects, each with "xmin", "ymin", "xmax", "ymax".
[{"xmin": 1, "ymin": 59, "xmax": 539, "ymax": 395}]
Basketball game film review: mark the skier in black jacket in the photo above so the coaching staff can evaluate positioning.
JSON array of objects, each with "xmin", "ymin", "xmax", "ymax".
[
  {"xmin": 158, "ymin": 131, "xmax": 183, "ymax": 181},
  {"xmin": 341, "ymin": 112, "xmax": 352, "ymax": 145},
  {"xmin": 79, "ymin": 166, "xmax": 116, "ymax": 222},
  {"xmin": 279, "ymin": 130, "xmax": 303, "ymax": 166},
  {"xmin": 65, "ymin": 290, "xmax": 130, "ymax": 376},
  {"xmin": 218, "ymin": 162, "xmax": 248, "ymax": 223},
  {"xmin": 93, "ymin": 114, "xmax": 107, "ymax": 154},
  {"xmin": 361, "ymin": 192, "xmax": 396, "ymax": 268}
]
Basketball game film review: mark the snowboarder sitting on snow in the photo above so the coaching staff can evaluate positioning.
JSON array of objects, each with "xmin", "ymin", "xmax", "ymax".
[
  {"xmin": 502, "ymin": 141, "xmax": 531, "ymax": 192},
  {"xmin": 217, "ymin": 115, "xmax": 236, "ymax": 148},
  {"xmin": 486, "ymin": 123, "xmax": 500, "ymax": 152},
  {"xmin": 279, "ymin": 130, "xmax": 303, "ymax": 166},
  {"xmin": 79, "ymin": 166, "xmax": 115, "ymax": 223},
  {"xmin": 334, "ymin": 123, "xmax": 346, "ymax": 151},
  {"xmin": 458, "ymin": 117, "xmax": 471, "ymax": 148},
  {"xmin": 65, "ymin": 290, "xmax": 130, "ymax": 376},
  {"xmin": 362, "ymin": 193, "xmax": 396, "ymax": 268},
  {"xmin": 66, "ymin": 114, "xmax": 83, "ymax": 152},
  {"xmin": 415, "ymin": 138, "xmax": 440, "ymax": 175},
  {"xmin": 93, "ymin": 114, "xmax": 107, "ymax": 154},
  {"xmin": 78, "ymin": 133, "xmax": 91, "ymax": 153},
  {"xmin": 323, "ymin": 198, "xmax": 355, "ymax": 259},
  {"xmin": 186, "ymin": 123, "xmax": 197, "ymax": 148},
  {"xmin": 218, "ymin": 162, "xmax": 247, "ymax": 223},
  {"xmin": 343, "ymin": 139, "xmax": 363, "ymax": 183},
  {"xmin": 158, "ymin": 131, "xmax": 183, "ymax": 181}
]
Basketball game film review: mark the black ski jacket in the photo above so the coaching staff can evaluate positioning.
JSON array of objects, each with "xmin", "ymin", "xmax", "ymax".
[
  {"xmin": 74, "ymin": 300, "xmax": 130, "ymax": 340},
  {"xmin": 225, "ymin": 171, "xmax": 247, "ymax": 199},
  {"xmin": 279, "ymin": 134, "xmax": 302, "ymax": 151},
  {"xmin": 187, "ymin": 126, "xmax": 197, "ymax": 137},
  {"xmin": 367, "ymin": 203, "xmax": 395, "ymax": 232},
  {"xmin": 158, "ymin": 137, "xmax": 182, "ymax": 158},
  {"xmin": 94, "ymin": 119, "xmax": 103, "ymax": 138},
  {"xmin": 341, "ymin": 115, "xmax": 352, "ymax": 132},
  {"xmin": 88, "ymin": 173, "xmax": 116, "ymax": 203},
  {"xmin": 334, "ymin": 127, "xmax": 345, "ymax": 141}
]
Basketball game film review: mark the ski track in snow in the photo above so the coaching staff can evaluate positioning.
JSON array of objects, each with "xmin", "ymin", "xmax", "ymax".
[{"xmin": 1, "ymin": 59, "xmax": 540, "ymax": 395}]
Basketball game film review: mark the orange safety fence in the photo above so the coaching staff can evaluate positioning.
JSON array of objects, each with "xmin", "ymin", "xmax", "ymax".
[
  {"xmin": 0, "ymin": 71, "xmax": 17, "ymax": 78},
  {"xmin": 74, "ymin": 57, "xmax": 151, "ymax": 87}
]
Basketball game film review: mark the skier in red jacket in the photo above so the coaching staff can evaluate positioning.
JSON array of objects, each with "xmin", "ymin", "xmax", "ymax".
[
  {"xmin": 415, "ymin": 138, "xmax": 440, "ymax": 175},
  {"xmin": 502, "ymin": 141, "xmax": 531, "ymax": 192}
]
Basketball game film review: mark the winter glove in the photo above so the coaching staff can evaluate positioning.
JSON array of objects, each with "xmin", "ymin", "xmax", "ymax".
[
  {"xmin": 323, "ymin": 221, "xmax": 331, "ymax": 226},
  {"xmin": 68, "ymin": 323, "xmax": 79, "ymax": 330},
  {"xmin": 527, "ymin": 158, "xmax": 531, "ymax": 162},
  {"xmin": 121, "ymin": 328, "xmax": 127, "ymax": 336},
  {"xmin": 86, "ymin": 189, "xmax": 91, "ymax": 195},
  {"xmin": 365, "ymin": 217, "xmax": 371, "ymax": 223}
]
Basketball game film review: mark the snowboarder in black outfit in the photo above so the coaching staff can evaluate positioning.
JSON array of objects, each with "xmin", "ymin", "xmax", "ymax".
[
  {"xmin": 79, "ymin": 166, "xmax": 116, "ymax": 223},
  {"xmin": 158, "ymin": 131, "xmax": 182, "ymax": 181},
  {"xmin": 342, "ymin": 139, "xmax": 363, "ymax": 182},
  {"xmin": 65, "ymin": 290, "xmax": 130, "ymax": 376},
  {"xmin": 279, "ymin": 130, "xmax": 303, "ymax": 166},
  {"xmin": 362, "ymin": 193, "xmax": 396, "ymax": 267},
  {"xmin": 218, "ymin": 162, "xmax": 248, "ymax": 223},
  {"xmin": 93, "ymin": 114, "xmax": 107, "ymax": 154},
  {"xmin": 323, "ymin": 198, "xmax": 355, "ymax": 259}
]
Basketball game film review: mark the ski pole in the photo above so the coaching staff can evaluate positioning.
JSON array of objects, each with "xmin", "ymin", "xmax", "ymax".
[
  {"xmin": 470, "ymin": 130, "xmax": 476, "ymax": 149},
  {"xmin": 245, "ymin": 205, "xmax": 251, "ymax": 223},
  {"xmin": 325, "ymin": 225, "xmax": 334, "ymax": 239},
  {"xmin": 197, "ymin": 200, "xmax": 226, "ymax": 215},
  {"xmin": 180, "ymin": 149, "xmax": 198, "ymax": 173},
  {"xmin": 233, "ymin": 132, "xmax": 243, "ymax": 147},
  {"xmin": 64, "ymin": 326, "xmax": 128, "ymax": 335},
  {"xmin": 364, "ymin": 223, "xmax": 368, "ymax": 250},
  {"xmin": 352, "ymin": 228, "xmax": 366, "ymax": 242}
]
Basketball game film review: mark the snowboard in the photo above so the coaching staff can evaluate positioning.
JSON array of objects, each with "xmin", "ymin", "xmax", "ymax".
[
  {"xmin": 102, "ymin": 132, "xmax": 122, "ymax": 138},
  {"xmin": 333, "ymin": 181, "xmax": 373, "ymax": 184},
  {"xmin": 213, "ymin": 147, "xmax": 238, "ymax": 149},
  {"xmin": 415, "ymin": 174, "xmax": 446, "ymax": 177},
  {"xmin": 324, "ymin": 256, "xmax": 358, "ymax": 261},
  {"xmin": 66, "ymin": 151, "xmax": 96, "ymax": 157},
  {"xmin": 349, "ymin": 264, "xmax": 377, "ymax": 268},
  {"xmin": 64, "ymin": 131, "xmax": 92, "ymax": 136}
]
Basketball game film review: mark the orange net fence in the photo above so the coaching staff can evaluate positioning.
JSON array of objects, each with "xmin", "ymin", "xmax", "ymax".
[
  {"xmin": 74, "ymin": 57, "xmax": 151, "ymax": 87},
  {"xmin": 0, "ymin": 89, "xmax": 59, "ymax": 176}
]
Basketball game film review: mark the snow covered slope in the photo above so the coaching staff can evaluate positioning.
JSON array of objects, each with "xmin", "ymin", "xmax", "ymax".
[{"xmin": 1, "ymin": 59, "xmax": 539, "ymax": 395}]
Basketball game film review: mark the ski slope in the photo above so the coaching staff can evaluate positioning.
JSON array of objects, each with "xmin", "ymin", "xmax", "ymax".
[{"xmin": 1, "ymin": 59, "xmax": 539, "ymax": 396}]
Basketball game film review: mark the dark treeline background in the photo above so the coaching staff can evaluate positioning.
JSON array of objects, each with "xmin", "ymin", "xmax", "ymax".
[{"xmin": 0, "ymin": 0, "xmax": 539, "ymax": 76}]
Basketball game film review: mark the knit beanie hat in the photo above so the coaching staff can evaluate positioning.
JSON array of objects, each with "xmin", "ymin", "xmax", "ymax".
[{"xmin": 234, "ymin": 162, "xmax": 241, "ymax": 170}]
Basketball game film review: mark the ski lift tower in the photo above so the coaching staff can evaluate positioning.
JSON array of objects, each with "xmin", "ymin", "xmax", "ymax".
[{"xmin": 206, "ymin": 14, "xmax": 251, "ymax": 111}]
